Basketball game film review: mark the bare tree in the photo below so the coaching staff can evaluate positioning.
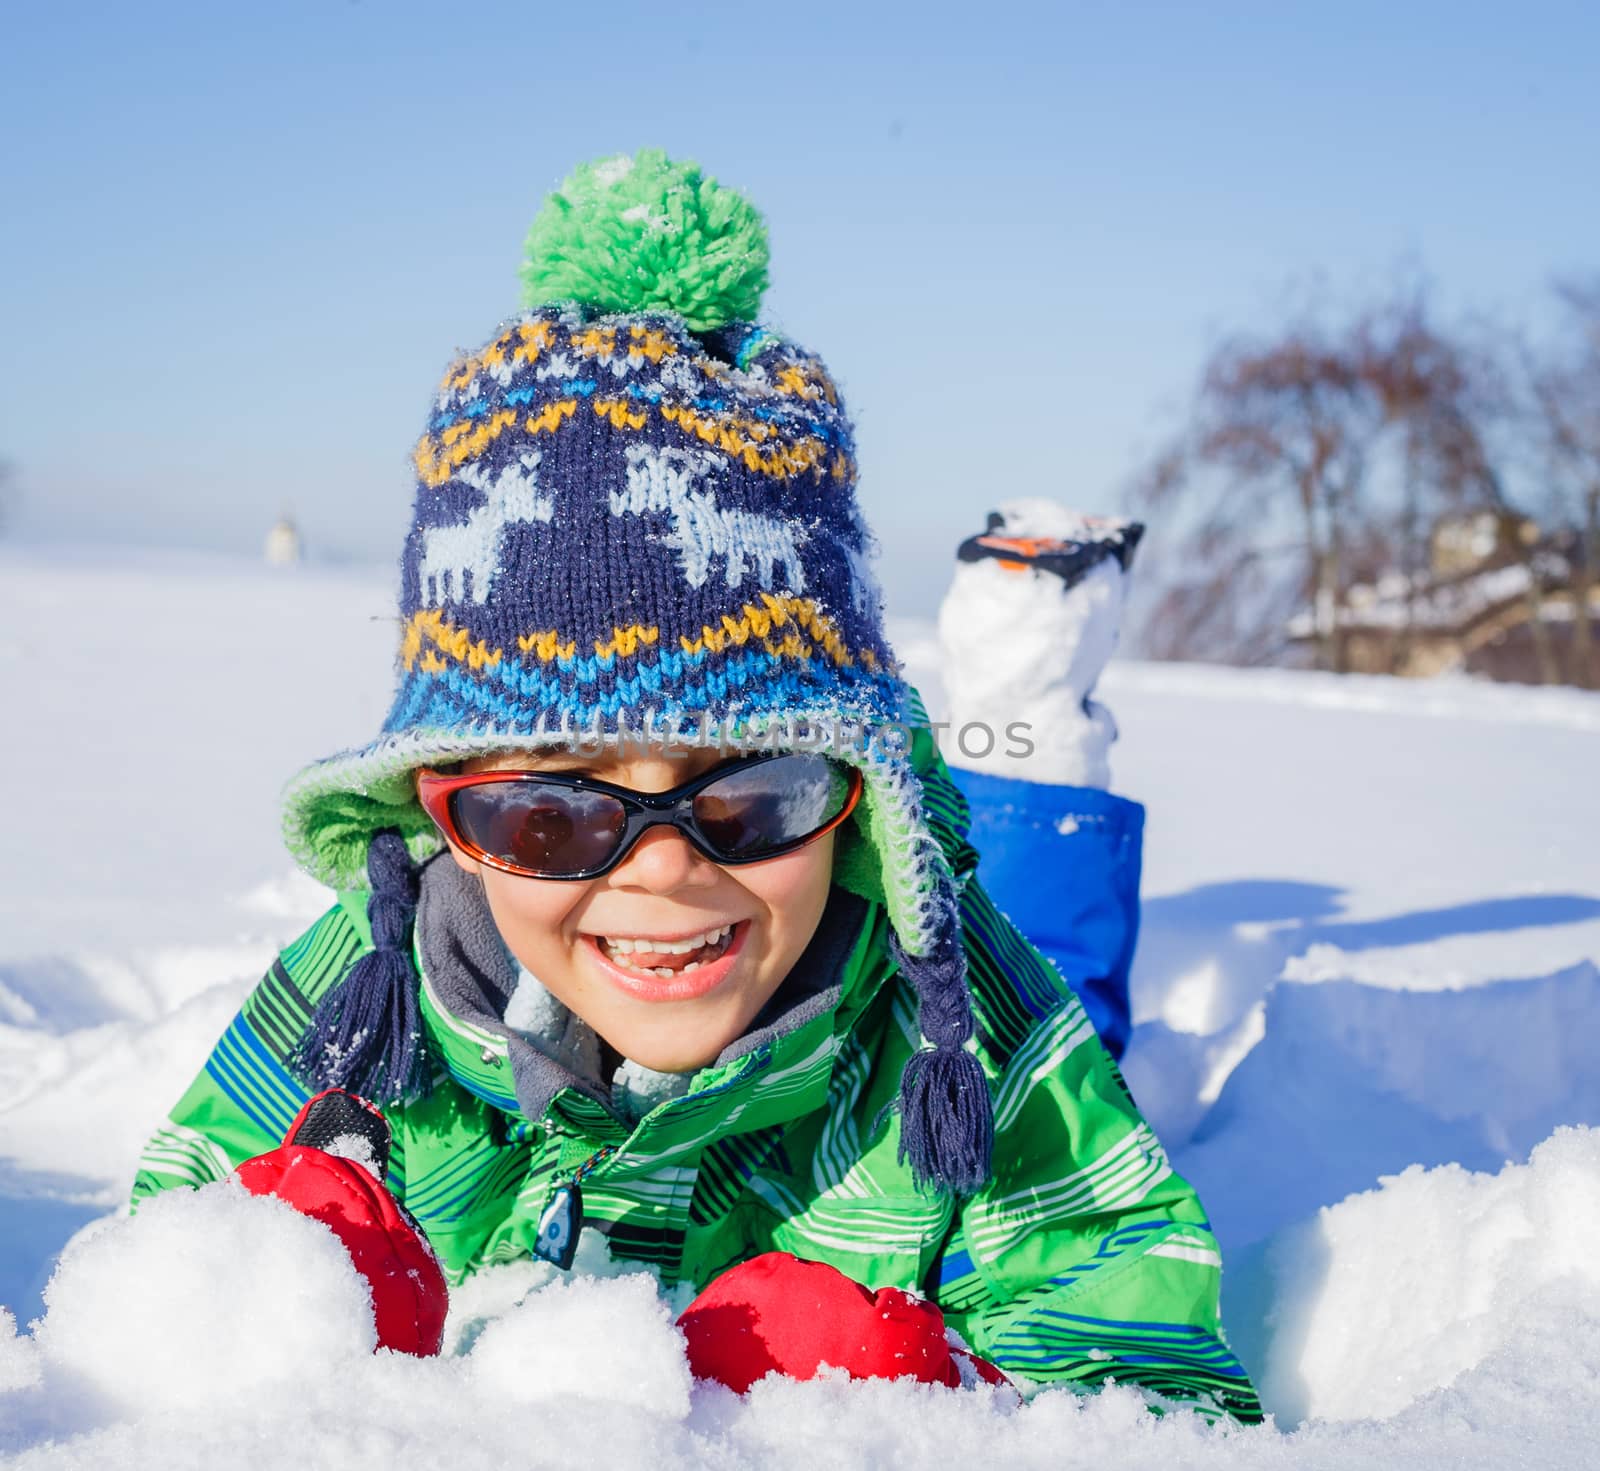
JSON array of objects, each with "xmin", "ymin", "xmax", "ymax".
[
  {"xmin": 1137, "ymin": 310, "xmax": 1399, "ymax": 671},
  {"xmin": 1135, "ymin": 507, "xmax": 1303, "ymax": 666},
  {"xmin": 1134, "ymin": 288, "xmax": 1590, "ymax": 680},
  {"xmin": 1361, "ymin": 303, "xmax": 1568, "ymax": 682},
  {"xmin": 1527, "ymin": 281, "xmax": 1600, "ymax": 688}
]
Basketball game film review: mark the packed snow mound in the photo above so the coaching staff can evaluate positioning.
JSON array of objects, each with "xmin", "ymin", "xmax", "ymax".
[
  {"xmin": 36, "ymin": 1183, "xmax": 376, "ymax": 1414},
  {"xmin": 1254, "ymin": 1124, "xmax": 1600, "ymax": 1423},
  {"xmin": 466, "ymin": 1272, "xmax": 692, "ymax": 1415},
  {"xmin": 1164, "ymin": 961, "xmax": 1600, "ymax": 1250},
  {"xmin": 6, "ymin": 1143, "xmax": 1600, "ymax": 1466},
  {"xmin": 0, "ymin": 1308, "xmax": 39, "ymax": 1394}
]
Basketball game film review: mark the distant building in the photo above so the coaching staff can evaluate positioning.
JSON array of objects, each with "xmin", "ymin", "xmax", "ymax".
[
  {"xmin": 1288, "ymin": 511, "xmax": 1599, "ymax": 685},
  {"xmin": 264, "ymin": 516, "xmax": 302, "ymax": 566}
]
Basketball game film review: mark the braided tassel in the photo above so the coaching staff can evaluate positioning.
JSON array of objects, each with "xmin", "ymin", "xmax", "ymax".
[
  {"xmin": 292, "ymin": 829, "xmax": 431, "ymax": 1105},
  {"xmin": 890, "ymin": 885, "xmax": 994, "ymax": 1194}
]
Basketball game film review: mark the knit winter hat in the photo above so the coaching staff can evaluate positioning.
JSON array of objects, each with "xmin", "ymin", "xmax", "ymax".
[{"xmin": 281, "ymin": 151, "xmax": 992, "ymax": 1192}]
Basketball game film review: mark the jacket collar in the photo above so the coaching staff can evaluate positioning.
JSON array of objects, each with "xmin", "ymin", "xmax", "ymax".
[{"xmin": 413, "ymin": 855, "xmax": 885, "ymax": 1145}]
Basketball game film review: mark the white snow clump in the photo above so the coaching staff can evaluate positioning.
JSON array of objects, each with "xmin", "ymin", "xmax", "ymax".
[{"xmin": 35, "ymin": 1181, "xmax": 376, "ymax": 1414}]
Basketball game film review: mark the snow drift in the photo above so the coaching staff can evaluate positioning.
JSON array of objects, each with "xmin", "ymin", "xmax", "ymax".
[
  {"xmin": 3, "ymin": 548, "xmax": 1600, "ymax": 1465},
  {"xmin": 6, "ymin": 1139, "xmax": 1600, "ymax": 1467}
]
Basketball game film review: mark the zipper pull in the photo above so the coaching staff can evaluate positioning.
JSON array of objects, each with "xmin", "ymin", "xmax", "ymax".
[
  {"xmin": 532, "ymin": 1143, "xmax": 616, "ymax": 1270},
  {"xmin": 534, "ymin": 1182, "xmax": 580, "ymax": 1269}
]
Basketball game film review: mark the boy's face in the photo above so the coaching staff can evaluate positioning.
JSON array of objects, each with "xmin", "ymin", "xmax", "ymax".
[{"xmin": 440, "ymin": 747, "xmax": 836, "ymax": 1074}]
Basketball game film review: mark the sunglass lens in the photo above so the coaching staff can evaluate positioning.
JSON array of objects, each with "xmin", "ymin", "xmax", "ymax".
[
  {"xmin": 692, "ymin": 754, "xmax": 853, "ymax": 859},
  {"xmin": 451, "ymin": 785, "xmax": 627, "ymax": 876}
]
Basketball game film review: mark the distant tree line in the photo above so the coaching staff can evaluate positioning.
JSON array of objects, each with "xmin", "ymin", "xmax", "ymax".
[{"xmin": 1135, "ymin": 280, "xmax": 1600, "ymax": 688}]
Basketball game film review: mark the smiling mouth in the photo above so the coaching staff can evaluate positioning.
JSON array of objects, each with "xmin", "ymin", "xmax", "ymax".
[{"xmin": 593, "ymin": 923, "xmax": 738, "ymax": 978}]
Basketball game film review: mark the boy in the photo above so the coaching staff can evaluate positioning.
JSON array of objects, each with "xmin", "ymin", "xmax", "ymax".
[{"xmin": 134, "ymin": 151, "xmax": 1258, "ymax": 1420}]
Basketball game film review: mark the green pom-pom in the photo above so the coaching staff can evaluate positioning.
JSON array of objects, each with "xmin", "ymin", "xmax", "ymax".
[{"xmin": 520, "ymin": 150, "xmax": 770, "ymax": 331}]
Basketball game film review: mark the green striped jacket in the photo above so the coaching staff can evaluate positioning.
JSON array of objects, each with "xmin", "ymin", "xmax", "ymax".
[{"xmin": 134, "ymin": 761, "xmax": 1260, "ymax": 1421}]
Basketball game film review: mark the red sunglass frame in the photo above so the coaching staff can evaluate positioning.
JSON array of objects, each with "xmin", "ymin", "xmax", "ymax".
[{"xmin": 415, "ymin": 752, "xmax": 863, "ymax": 880}]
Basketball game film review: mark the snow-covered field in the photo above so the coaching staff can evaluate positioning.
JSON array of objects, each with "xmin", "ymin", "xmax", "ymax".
[{"xmin": 3, "ymin": 547, "xmax": 1599, "ymax": 1467}]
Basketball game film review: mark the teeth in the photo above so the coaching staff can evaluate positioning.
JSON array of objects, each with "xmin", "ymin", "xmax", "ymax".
[
  {"xmin": 600, "ymin": 924, "xmax": 732, "ymax": 956},
  {"xmin": 596, "ymin": 925, "xmax": 738, "ymax": 977}
]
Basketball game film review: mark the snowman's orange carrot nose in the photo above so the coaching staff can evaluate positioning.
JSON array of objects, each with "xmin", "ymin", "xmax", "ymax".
[
  {"xmin": 973, "ymin": 533, "xmax": 1060, "ymax": 570},
  {"xmin": 955, "ymin": 515, "xmax": 1143, "ymax": 588}
]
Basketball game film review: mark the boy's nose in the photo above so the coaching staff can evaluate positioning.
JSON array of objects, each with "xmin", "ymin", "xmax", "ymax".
[{"xmin": 608, "ymin": 825, "xmax": 720, "ymax": 894}]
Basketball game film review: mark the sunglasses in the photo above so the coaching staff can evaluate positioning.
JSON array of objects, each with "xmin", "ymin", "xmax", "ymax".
[{"xmin": 416, "ymin": 752, "xmax": 863, "ymax": 880}]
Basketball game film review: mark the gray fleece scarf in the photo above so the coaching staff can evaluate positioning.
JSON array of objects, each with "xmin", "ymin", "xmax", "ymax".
[{"xmin": 414, "ymin": 855, "xmax": 869, "ymax": 1126}]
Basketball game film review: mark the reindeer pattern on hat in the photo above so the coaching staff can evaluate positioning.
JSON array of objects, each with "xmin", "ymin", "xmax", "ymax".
[
  {"xmin": 417, "ymin": 453, "xmax": 554, "ymax": 606},
  {"xmin": 613, "ymin": 443, "xmax": 808, "ymax": 595}
]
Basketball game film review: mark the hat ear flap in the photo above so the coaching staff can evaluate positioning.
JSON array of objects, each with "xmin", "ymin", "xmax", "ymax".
[
  {"xmin": 292, "ymin": 829, "xmax": 431, "ymax": 1105},
  {"xmin": 890, "ymin": 883, "xmax": 995, "ymax": 1194}
]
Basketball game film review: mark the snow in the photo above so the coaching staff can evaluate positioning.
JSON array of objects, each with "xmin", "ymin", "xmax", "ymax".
[
  {"xmin": 1253, "ymin": 1126, "xmax": 1600, "ymax": 1424},
  {"xmin": 320, "ymin": 1134, "xmax": 381, "ymax": 1172},
  {"xmin": 0, "ymin": 1309, "xmax": 37, "ymax": 1394},
  {"xmin": 4, "ymin": 545, "xmax": 1600, "ymax": 1464},
  {"xmin": 466, "ymin": 1271, "xmax": 692, "ymax": 1416},
  {"xmin": 33, "ymin": 1186, "xmax": 376, "ymax": 1415},
  {"xmin": 6, "ymin": 1179, "xmax": 1600, "ymax": 1467},
  {"xmin": 591, "ymin": 154, "xmax": 635, "ymax": 188}
]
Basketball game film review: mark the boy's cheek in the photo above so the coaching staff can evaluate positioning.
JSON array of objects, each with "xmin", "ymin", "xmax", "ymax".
[
  {"xmin": 477, "ymin": 864, "xmax": 590, "ymax": 938},
  {"xmin": 446, "ymin": 840, "xmax": 481, "ymax": 877}
]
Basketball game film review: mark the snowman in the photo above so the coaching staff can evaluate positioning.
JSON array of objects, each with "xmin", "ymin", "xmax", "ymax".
[{"xmin": 937, "ymin": 499, "xmax": 1143, "ymax": 789}]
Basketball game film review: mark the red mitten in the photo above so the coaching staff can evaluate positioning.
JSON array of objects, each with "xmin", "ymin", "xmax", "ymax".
[
  {"xmin": 234, "ymin": 1088, "xmax": 448, "ymax": 1357},
  {"xmin": 677, "ymin": 1251, "xmax": 1010, "ymax": 1392}
]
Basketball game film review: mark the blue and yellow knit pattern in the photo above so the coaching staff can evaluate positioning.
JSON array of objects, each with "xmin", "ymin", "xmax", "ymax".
[{"xmin": 385, "ymin": 306, "xmax": 899, "ymax": 740}]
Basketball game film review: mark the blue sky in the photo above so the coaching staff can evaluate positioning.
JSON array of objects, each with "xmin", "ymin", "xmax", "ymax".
[{"xmin": 3, "ymin": 0, "xmax": 1597, "ymax": 612}]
